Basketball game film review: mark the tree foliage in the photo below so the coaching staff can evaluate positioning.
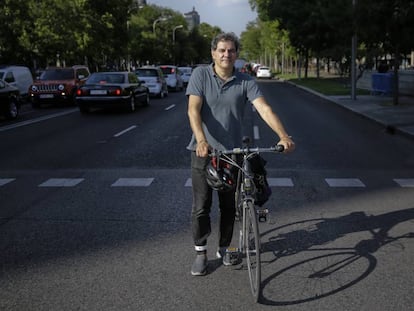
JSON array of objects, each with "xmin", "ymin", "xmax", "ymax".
[
  {"xmin": 0, "ymin": 0, "xmax": 219, "ymax": 70},
  {"xmin": 248, "ymin": 0, "xmax": 414, "ymax": 75}
]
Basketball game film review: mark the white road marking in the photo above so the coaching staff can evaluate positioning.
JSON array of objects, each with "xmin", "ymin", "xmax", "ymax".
[
  {"xmin": 165, "ymin": 104, "xmax": 176, "ymax": 110},
  {"xmin": 38, "ymin": 178, "xmax": 84, "ymax": 187},
  {"xmin": 325, "ymin": 178, "xmax": 365, "ymax": 187},
  {"xmin": 111, "ymin": 178, "xmax": 154, "ymax": 187},
  {"xmin": 5, "ymin": 176, "xmax": 414, "ymax": 188},
  {"xmin": 253, "ymin": 125, "xmax": 260, "ymax": 140},
  {"xmin": 393, "ymin": 178, "xmax": 414, "ymax": 187},
  {"xmin": 185, "ymin": 178, "xmax": 192, "ymax": 187},
  {"xmin": 113, "ymin": 125, "xmax": 137, "ymax": 137},
  {"xmin": 0, "ymin": 178, "xmax": 15, "ymax": 186},
  {"xmin": 0, "ymin": 109, "xmax": 78, "ymax": 132}
]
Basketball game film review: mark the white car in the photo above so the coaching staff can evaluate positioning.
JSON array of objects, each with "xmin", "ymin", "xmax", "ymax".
[
  {"xmin": 178, "ymin": 66, "xmax": 193, "ymax": 87},
  {"xmin": 256, "ymin": 66, "xmax": 272, "ymax": 79},
  {"xmin": 159, "ymin": 65, "xmax": 184, "ymax": 91},
  {"xmin": 135, "ymin": 67, "xmax": 168, "ymax": 98}
]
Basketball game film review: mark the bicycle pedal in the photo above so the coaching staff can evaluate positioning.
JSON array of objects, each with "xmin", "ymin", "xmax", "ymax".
[
  {"xmin": 224, "ymin": 247, "xmax": 241, "ymax": 265},
  {"xmin": 257, "ymin": 208, "xmax": 268, "ymax": 222}
]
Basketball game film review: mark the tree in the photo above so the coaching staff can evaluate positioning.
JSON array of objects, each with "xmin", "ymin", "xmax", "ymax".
[{"xmin": 356, "ymin": 0, "xmax": 414, "ymax": 104}]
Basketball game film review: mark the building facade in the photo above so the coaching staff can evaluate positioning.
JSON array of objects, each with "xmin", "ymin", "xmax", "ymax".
[{"xmin": 184, "ymin": 7, "xmax": 200, "ymax": 30}]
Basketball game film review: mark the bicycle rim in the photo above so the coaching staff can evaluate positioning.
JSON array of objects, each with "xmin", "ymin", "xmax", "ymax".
[{"xmin": 245, "ymin": 201, "xmax": 261, "ymax": 301}]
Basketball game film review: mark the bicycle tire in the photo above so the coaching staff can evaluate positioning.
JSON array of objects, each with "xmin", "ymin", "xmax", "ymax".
[{"xmin": 244, "ymin": 200, "xmax": 261, "ymax": 301}]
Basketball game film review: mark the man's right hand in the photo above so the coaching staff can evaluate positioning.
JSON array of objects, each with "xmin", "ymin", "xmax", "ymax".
[{"xmin": 196, "ymin": 141, "xmax": 209, "ymax": 157}]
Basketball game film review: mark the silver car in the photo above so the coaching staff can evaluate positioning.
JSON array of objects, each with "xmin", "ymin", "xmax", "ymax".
[
  {"xmin": 159, "ymin": 65, "xmax": 184, "ymax": 92},
  {"xmin": 178, "ymin": 66, "xmax": 193, "ymax": 87},
  {"xmin": 256, "ymin": 66, "xmax": 272, "ymax": 79},
  {"xmin": 135, "ymin": 67, "xmax": 168, "ymax": 98}
]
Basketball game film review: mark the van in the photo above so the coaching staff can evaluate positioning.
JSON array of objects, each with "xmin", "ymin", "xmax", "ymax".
[{"xmin": 0, "ymin": 65, "xmax": 33, "ymax": 98}]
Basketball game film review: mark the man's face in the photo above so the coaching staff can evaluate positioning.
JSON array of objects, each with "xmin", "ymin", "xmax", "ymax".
[{"xmin": 211, "ymin": 40, "xmax": 238, "ymax": 70}]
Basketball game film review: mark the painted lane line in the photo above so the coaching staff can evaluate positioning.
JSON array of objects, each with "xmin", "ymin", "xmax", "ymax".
[
  {"xmin": 165, "ymin": 104, "xmax": 176, "ymax": 111},
  {"xmin": 253, "ymin": 125, "xmax": 260, "ymax": 140},
  {"xmin": 0, "ymin": 178, "xmax": 16, "ymax": 186},
  {"xmin": 325, "ymin": 178, "xmax": 365, "ymax": 187},
  {"xmin": 38, "ymin": 178, "xmax": 84, "ymax": 187},
  {"xmin": 185, "ymin": 178, "xmax": 294, "ymax": 187},
  {"xmin": 113, "ymin": 125, "xmax": 137, "ymax": 137},
  {"xmin": 393, "ymin": 178, "xmax": 414, "ymax": 187},
  {"xmin": 0, "ymin": 109, "xmax": 78, "ymax": 132},
  {"xmin": 111, "ymin": 178, "xmax": 154, "ymax": 187}
]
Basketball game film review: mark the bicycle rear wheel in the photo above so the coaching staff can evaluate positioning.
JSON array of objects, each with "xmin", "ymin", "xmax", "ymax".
[{"xmin": 244, "ymin": 201, "xmax": 261, "ymax": 301}]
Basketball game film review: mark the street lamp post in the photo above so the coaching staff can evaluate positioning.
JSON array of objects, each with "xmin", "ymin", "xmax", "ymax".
[
  {"xmin": 172, "ymin": 25, "xmax": 183, "ymax": 65},
  {"xmin": 153, "ymin": 17, "xmax": 169, "ymax": 34},
  {"xmin": 173, "ymin": 25, "xmax": 183, "ymax": 44},
  {"xmin": 126, "ymin": 2, "xmax": 144, "ymax": 71},
  {"xmin": 351, "ymin": 0, "xmax": 357, "ymax": 100}
]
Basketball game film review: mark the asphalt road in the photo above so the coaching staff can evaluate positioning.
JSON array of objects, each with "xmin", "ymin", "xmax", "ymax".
[{"xmin": 1, "ymin": 81, "xmax": 413, "ymax": 311}]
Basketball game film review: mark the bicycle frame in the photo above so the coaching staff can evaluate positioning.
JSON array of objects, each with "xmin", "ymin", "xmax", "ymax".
[{"xmin": 210, "ymin": 141, "xmax": 283, "ymax": 302}]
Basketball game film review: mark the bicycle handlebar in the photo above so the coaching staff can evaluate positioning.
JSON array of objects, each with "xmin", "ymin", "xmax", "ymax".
[{"xmin": 211, "ymin": 144, "xmax": 284, "ymax": 156}]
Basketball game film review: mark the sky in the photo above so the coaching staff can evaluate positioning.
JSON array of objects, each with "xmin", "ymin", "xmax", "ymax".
[{"xmin": 147, "ymin": 0, "xmax": 258, "ymax": 37}]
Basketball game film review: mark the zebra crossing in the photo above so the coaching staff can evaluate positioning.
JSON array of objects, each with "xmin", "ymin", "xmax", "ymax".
[{"xmin": 1, "ymin": 177, "xmax": 414, "ymax": 188}]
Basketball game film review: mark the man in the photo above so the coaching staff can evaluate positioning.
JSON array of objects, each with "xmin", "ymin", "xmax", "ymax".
[{"xmin": 186, "ymin": 32, "xmax": 295, "ymax": 276}]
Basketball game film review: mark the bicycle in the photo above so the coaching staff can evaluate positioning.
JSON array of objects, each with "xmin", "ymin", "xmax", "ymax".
[{"xmin": 210, "ymin": 137, "xmax": 284, "ymax": 302}]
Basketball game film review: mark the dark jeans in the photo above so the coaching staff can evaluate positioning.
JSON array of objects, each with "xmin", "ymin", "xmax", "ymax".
[{"xmin": 191, "ymin": 152, "xmax": 236, "ymax": 248}]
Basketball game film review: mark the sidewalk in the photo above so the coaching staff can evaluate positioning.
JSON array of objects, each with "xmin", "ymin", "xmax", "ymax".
[{"xmin": 293, "ymin": 83, "xmax": 414, "ymax": 139}]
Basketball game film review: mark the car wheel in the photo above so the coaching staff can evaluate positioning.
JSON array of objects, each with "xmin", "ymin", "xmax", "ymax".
[
  {"xmin": 142, "ymin": 92, "xmax": 150, "ymax": 106},
  {"xmin": 5, "ymin": 97, "xmax": 19, "ymax": 120},
  {"xmin": 128, "ymin": 95, "xmax": 136, "ymax": 112}
]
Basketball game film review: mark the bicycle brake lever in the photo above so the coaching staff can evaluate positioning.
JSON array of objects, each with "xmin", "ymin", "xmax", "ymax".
[{"xmin": 275, "ymin": 144, "xmax": 284, "ymax": 152}]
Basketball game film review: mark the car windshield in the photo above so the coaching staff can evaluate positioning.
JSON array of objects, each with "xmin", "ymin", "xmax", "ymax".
[
  {"xmin": 87, "ymin": 73, "xmax": 125, "ymax": 84},
  {"xmin": 40, "ymin": 69, "xmax": 74, "ymax": 80},
  {"xmin": 179, "ymin": 68, "xmax": 192, "ymax": 74},
  {"xmin": 136, "ymin": 69, "xmax": 158, "ymax": 77},
  {"xmin": 160, "ymin": 67, "xmax": 175, "ymax": 75}
]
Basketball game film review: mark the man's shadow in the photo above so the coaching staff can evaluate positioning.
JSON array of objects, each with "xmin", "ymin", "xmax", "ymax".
[{"xmin": 259, "ymin": 207, "xmax": 414, "ymax": 305}]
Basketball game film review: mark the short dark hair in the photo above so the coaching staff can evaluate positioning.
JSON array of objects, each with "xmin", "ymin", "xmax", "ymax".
[{"xmin": 211, "ymin": 32, "xmax": 240, "ymax": 52}]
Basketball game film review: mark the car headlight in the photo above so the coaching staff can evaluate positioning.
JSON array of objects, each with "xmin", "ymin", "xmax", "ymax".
[
  {"xmin": 58, "ymin": 84, "xmax": 65, "ymax": 91},
  {"xmin": 31, "ymin": 85, "xmax": 38, "ymax": 92}
]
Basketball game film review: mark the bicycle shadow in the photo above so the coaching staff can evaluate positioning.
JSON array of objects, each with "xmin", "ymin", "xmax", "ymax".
[{"xmin": 259, "ymin": 207, "xmax": 414, "ymax": 305}]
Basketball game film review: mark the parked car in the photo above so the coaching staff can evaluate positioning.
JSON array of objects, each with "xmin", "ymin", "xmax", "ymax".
[
  {"xmin": 29, "ymin": 65, "xmax": 90, "ymax": 107},
  {"xmin": 75, "ymin": 71, "xmax": 149, "ymax": 114},
  {"xmin": 135, "ymin": 67, "xmax": 168, "ymax": 98},
  {"xmin": 159, "ymin": 65, "xmax": 184, "ymax": 91},
  {"xmin": 178, "ymin": 66, "xmax": 193, "ymax": 87},
  {"xmin": 256, "ymin": 66, "xmax": 272, "ymax": 79},
  {"xmin": 0, "ymin": 65, "xmax": 33, "ymax": 99},
  {"xmin": 0, "ymin": 79, "xmax": 21, "ymax": 120}
]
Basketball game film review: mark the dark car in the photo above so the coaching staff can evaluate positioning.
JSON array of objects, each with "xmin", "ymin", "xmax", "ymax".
[
  {"xmin": 75, "ymin": 71, "xmax": 150, "ymax": 113},
  {"xmin": 29, "ymin": 65, "xmax": 90, "ymax": 108},
  {"xmin": 0, "ymin": 79, "xmax": 21, "ymax": 120}
]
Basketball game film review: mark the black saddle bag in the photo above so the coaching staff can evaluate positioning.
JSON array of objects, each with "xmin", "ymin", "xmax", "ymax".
[{"xmin": 248, "ymin": 154, "xmax": 272, "ymax": 206}]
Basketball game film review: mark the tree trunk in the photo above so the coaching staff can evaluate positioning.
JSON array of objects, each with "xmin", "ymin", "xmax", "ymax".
[{"xmin": 393, "ymin": 47, "xmax": 400, "ymax": 106}]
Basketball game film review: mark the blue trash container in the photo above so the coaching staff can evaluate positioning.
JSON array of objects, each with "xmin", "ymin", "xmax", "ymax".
[{"xmin": 371, "ymin": 73, "xmax": 394, "ymax": 95}]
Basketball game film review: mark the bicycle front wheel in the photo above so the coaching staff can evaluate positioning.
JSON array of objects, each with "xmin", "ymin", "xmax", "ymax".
[{"xmin": 244, "ymin": 201, "xmax": 261, "ymax": 301}]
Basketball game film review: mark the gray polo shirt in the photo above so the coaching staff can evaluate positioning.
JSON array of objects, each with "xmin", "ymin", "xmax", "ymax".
[{"xmin": 186, "ymin": 64, "xmax": 263, "ymax": 151}]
